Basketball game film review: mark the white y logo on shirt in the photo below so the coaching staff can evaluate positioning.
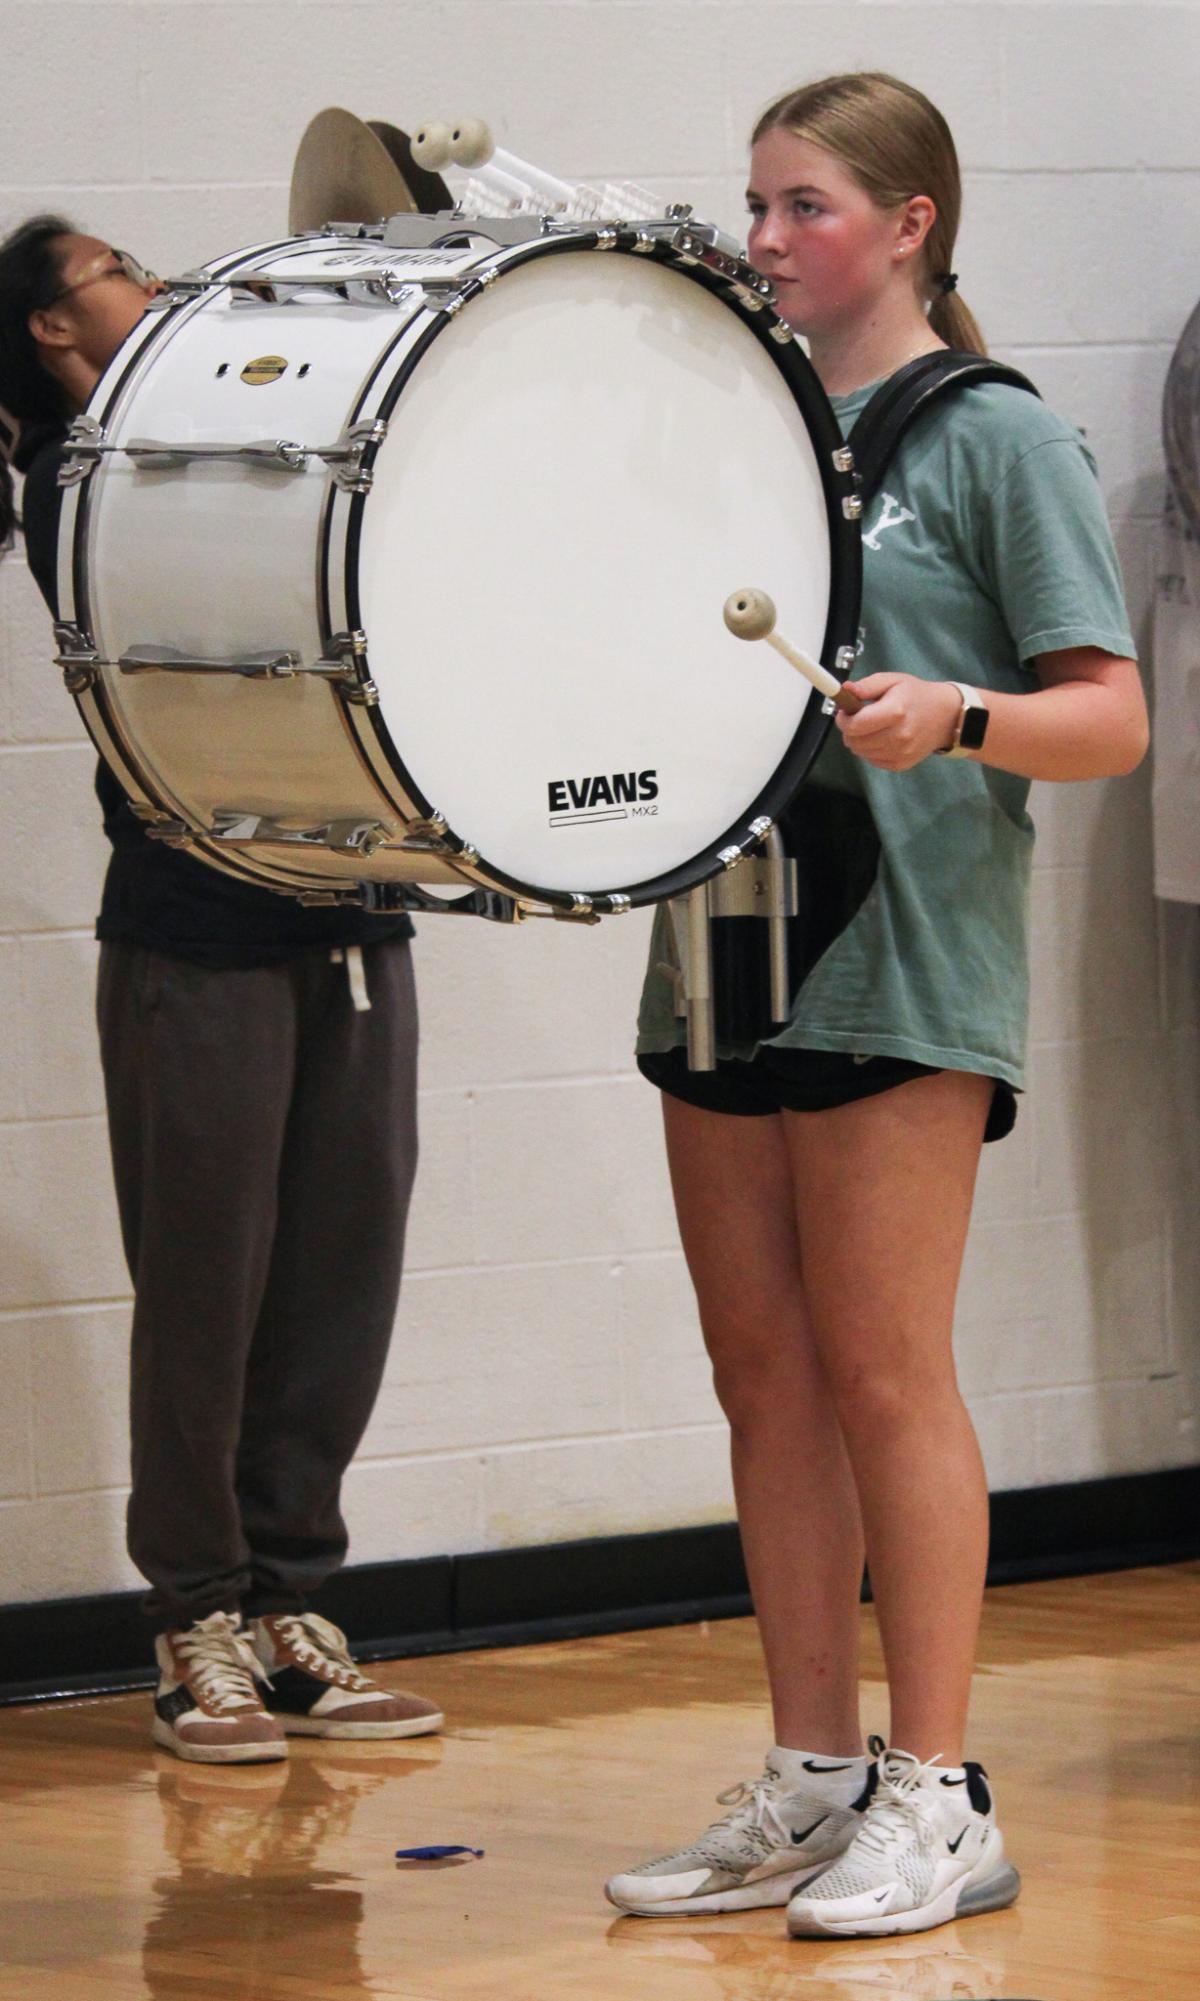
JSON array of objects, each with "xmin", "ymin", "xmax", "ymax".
[{"xmin": 862, "ymin": 490, "xmax": 916, "ymax": 551}]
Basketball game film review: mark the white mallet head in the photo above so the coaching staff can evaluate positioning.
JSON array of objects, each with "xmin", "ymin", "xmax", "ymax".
[
  {"xmin": 448, "ymin": 118, "xmax": 493, "ymax": 168},
  {"xmin": 411, "ymin": 121, "xmax": 453, "ymax": 171},
  {"xmin": 723, "ymin": 588, "xmax": 778, "ymax": 642}
]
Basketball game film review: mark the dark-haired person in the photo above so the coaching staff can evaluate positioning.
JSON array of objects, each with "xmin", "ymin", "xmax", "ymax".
[
  {"xmin": 1, "ymin": 218, "xmax": 441, "ymax": 1761},
  {"xmin": 606, "ymin": 75, "xmax": 1148, "ymax": 1938}
]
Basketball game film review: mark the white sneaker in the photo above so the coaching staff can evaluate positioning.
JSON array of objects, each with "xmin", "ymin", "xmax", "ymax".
[
  {"xmin": 153, "ymin": 1611, "xmax": 287, "ymax": 1765},
  {"xmin": 786, "ymin": 1747, "xmax": 1020, "ymax": 1938},
  {"xmin": 605, "ymin": 1747, "xmax": 876, "ymax": 1916}
]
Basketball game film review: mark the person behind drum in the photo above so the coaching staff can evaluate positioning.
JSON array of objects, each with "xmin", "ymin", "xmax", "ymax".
[
  {"xmin": 0, "ymin": 218, "xmax": 442, "ymax": 1761},
  {"xmin": 606, "ymin": 75, "xmax": 1148, "ymax": 1937}
]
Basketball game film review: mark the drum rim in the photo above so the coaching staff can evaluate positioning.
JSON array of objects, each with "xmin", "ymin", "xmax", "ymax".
[{"xmin": 335, "ymin": 226, "xmax": 863, "ymax": 914}]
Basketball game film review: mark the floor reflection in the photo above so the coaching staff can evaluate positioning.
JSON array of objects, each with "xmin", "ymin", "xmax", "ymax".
[
  {"xmin": 143, "ymin": 1744, "xmax": 441, "ymax": 1999},
  {"xmin": 606, "ymin": 1912, "xmax": 1018, "ymax": 2000}
]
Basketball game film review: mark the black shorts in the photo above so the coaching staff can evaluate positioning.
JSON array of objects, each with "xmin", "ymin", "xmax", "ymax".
[{"xmin": 637, "ymin": 1044, "xmax": 1017, "ymax": 1144}]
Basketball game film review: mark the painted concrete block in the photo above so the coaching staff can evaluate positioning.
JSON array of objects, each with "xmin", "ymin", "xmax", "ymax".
[
  {"xmin": 18, "ymin": 933, "xmax": 106, "ymax": 1121},
  {"xmin": 0, "ymin": 1490, "xmax": 137, "ymax": 1605},
  {"xmin": 0, "ymin": 747, "xmax": 109, "ymax": 934},
  {"xmin": 1005, "ymin": 5, "xmax": 1200, "ymax": 171},
  {"xmin": 471, "ymin": 1076, "xmax": 679, "ymax": 1263},
  {"xmin": 1030, "ymin": 1034, "xmax": 1172, "ymax": 1220},
  {"xmin": 617, "ymin": 1253, "xmax": 722, "ymax": 1431},
  {"xmin": 3, "ymin": 5, "xmax": 146, "ymax": 186},
  {"xmin": 361, "ymin": 1259, "xmax": 622, "ymax": 1456},
  {"xmin": 1029, "ymin": 860, "xmax": 1159, "ymax": 1047},
  {"xmin": 0, "ymin": 1117, "xmax": 127, "ymax": 1311},
  {"xmin": 341, "ymin": 1450, "xmax": 483, "ymax": 1564},
  {"xmin": 483, "ymin": 1426, "xmax": 733, "ymax": 1547},
  {"xmin": 404, "ymin": 1089, "xmax": 474, "ymax": 1273},
  {"xmin": 0, "ymin": 1322, "xmax": 32, "ymax": 1500},
  {"xmin": 0, "ymin": 939, "xmax": 22, "ymax": 1120},
  {"xmin": 30, "ymin": 1304, "xmax": 131, "ymax": 1496},
  {"xmin": 416, "ymin": 917, "xmax": 614, "ymax": 1093}
]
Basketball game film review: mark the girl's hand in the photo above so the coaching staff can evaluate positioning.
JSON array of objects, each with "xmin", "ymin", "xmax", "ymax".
[{"xmin": 836, "ymin": 674, "xmax": 964, "ymax": 770}]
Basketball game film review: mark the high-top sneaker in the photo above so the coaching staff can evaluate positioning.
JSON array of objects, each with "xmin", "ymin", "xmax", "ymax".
[
  {"xmin": 605, "ymin": 1744, "xmax": 879, "ymax": 1915},
  {"xmin": 153, "ymin": 1611, "xmax": 287, "ymax": 1765},
  {"xmin": 786, "ymin": 1746, "xmax": 1021, "ymax": 1937},
  {"xmin": 249, "ymin": 1613, "xmax": 444, "ymax": 1739}
]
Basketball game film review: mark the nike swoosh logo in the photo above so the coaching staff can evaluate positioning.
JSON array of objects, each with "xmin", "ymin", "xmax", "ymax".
[
  {"xmin": 940, "ymin": 1775, "xmax": 968, "ymax": 1786},
  {"xmin": 790, "ymin": 1815, "xmax": 830, "ymax": 1845},
  {"xmin": 802, "ymin": 1759, "xmax": 856, "ymax": 1773},
  {"xmin": 947, "ymin": 1829, "xmax": 968, "ymax": 1853}
]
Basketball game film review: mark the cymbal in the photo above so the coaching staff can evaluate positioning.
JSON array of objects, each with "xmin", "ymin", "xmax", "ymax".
[
  {"xmin": 289, "ymin": 107, "xmax": 418, "ymax": 232},
  {"xmin": 367, "ymin": 120, "xmax": 453, "ymax": 216}
]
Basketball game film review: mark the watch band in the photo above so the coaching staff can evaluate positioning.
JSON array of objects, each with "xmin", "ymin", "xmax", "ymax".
[{"xmin": 940, "ymin": 681, "xmax": 989, "ymax": 758}]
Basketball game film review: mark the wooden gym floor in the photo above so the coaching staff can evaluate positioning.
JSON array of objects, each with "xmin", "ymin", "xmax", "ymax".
[{"xmin": 1, "ymin": 1563, "xmax": 1197, "ymax": 2001}]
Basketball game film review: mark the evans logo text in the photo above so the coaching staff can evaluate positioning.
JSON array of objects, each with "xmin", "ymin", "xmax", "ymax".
[{"xmin": 548, "ymin": 770, "xmax": 659, "ymax": 819}]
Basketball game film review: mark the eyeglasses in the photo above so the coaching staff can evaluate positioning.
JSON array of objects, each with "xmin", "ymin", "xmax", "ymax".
[{"xmin": 51, "ymin": 247, "xmax": 159, "ymax": 305}]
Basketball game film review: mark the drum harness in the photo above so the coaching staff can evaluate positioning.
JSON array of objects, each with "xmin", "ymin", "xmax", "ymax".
[{"xmin": 673, "ymin": 348, "xmax": 1041, "ymax": 1069}]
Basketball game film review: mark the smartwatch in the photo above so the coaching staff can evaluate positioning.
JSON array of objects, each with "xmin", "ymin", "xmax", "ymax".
[{"xmin": 939, "ymin": 681, "xmax": 989, "ymax": 758}]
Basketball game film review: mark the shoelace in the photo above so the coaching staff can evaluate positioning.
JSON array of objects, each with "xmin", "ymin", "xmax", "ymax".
[
  {"xmin": 708, "ymin": 1775, "xmax": 793, "ymax": 1855},
  {"xmin": 852, "ymin": 1749, "xmax": 946, "ymax": 1864},
  {"xmin": 272, "ymin": 1613, "xmax": 372, "ymax": 1691},
  {"xmin": 177, "ymin": 1614, "xmax": 268, "ymax": 1714}
]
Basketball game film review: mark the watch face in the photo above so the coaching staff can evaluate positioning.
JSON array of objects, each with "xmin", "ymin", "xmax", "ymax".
[{"xmin": 959, "ymin": 704, "xmax": 989, "ymax": 751}]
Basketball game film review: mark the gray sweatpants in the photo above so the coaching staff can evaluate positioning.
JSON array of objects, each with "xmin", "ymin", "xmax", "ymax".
[{"xmin": 96, "ymin": 938, "xmax": 418, "ymax": 1631}]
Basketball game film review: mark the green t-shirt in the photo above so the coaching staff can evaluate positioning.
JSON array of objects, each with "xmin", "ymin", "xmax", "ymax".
[{"xmin": 636, "ymin": 377, "xmax": 1137, "ymax": 1088}]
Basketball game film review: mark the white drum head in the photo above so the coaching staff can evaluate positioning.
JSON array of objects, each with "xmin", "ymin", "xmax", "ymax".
[{"xmin": 356, "ymin": 250, "xmax": 839, "ymax": 898}]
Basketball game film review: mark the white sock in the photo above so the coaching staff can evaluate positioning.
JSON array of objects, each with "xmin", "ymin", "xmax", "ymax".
[{"xmin": 768, "ymin": 1743, "xmax": 871, "ymax": 1806}]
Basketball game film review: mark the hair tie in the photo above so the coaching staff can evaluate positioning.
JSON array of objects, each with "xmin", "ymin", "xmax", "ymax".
[{"xmin": 938, "ymin": 271, "xmax": 959, "ymax": 296}]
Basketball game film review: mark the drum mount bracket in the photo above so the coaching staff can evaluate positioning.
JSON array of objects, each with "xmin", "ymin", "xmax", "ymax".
[{"xmin": 666, "ymin": 825, "xmax": 798, "ymax": 1071}]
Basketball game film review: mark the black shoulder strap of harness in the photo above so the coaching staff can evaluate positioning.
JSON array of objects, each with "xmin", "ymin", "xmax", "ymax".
[{"xmin": 847, "ymin": 349, "xmax": 1041, "ymax": 506}]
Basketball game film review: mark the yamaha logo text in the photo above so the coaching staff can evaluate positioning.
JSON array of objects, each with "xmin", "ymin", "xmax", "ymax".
[{"xmin": 547, "ymin": 769, "xmax": 659, "ymax": 828}]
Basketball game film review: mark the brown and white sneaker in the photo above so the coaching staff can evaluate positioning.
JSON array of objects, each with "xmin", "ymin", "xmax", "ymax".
[
  {"xmin": 249, "ymin": 1612, "xmax": 444, "ymax": 1739},
  {"xmin": 153, "ymin": 1611, "xmax": 288, "ymax": 1764}
]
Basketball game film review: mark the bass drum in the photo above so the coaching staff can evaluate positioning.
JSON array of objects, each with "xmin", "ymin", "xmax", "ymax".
[{"xmin": 56, "ymin": 223, "xmax": 861, "ymax": 916}]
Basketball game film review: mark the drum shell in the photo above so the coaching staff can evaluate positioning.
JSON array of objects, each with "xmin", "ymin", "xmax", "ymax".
[{"xmin": 60, "ymin": 229, "xmax": 861, "ymax": 911}]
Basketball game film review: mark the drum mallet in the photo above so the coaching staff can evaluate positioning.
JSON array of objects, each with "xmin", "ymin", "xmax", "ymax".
[{"xmin": 723, "ymin": 589, "xmax": 863, "ymax": 715}]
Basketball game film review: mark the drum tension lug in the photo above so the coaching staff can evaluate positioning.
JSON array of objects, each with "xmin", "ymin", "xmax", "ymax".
[
  {"xmin": 57, "ymin": 414, "xmax": 106, "ymax": 486},
  {"xmin": 209, "ymin": 810, "xmax": 391, "ymax": 858},
  {"xmin": 54, "ymin": 622, "xmax": 101, "ymax": 690},
  {"xmin": 552, "ymin": 895, "xmax": 599, "ymax": 924},
  {"xmin": 143, "ymin": 819, "xmax": 194, "ymax": 847},
  {"xmin": 401, "ymin": 812, "xmax": 452, "ymax": 854}
]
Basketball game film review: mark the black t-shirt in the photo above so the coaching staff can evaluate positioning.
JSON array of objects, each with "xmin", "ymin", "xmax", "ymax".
[{"xmin": 19, "ymin": 432, "xmax": 412, "ymax": 965}]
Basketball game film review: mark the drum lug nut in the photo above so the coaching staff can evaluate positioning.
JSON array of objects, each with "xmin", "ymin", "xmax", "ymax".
[
  {"xmin": 831, "ymin": 446, "xmax": 855, "ymax": 473},
  {"xmin": 843, "ymin": 494, "xmax": 863, "ymax": 519},
  {"xmin": 718, "ymin": 845, "xmax": 743, "ymax": 870}
]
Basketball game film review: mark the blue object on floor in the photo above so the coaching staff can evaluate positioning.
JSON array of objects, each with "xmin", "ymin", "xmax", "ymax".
[{"xmin": 395, "ymin": 1845, "xmax": 485, "ymax": 1861}]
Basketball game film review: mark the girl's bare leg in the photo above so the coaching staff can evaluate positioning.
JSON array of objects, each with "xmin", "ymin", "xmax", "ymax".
[
  {"xmin": 661, "ymin": 1094, "xmax": 866, "ymax": 1754},
  {"xmin": 783, "ymin": 1070, "xmax": 993, "ymax": 1763}
]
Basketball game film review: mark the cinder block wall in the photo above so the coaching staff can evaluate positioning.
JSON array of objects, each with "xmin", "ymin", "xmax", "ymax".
[{"xmin": 2, "ymin": 0, "xmax": 1198, "ymax": 1605}]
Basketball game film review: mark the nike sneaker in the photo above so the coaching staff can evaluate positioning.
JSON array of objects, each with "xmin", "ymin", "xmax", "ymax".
[
  {"xmin": 786, "ymin": 1746, "xmax": 1020, "ymax": 1938},
  {"xmin": 605, "ymin": 1744, "xmax": 878, "ymax": 1915}
]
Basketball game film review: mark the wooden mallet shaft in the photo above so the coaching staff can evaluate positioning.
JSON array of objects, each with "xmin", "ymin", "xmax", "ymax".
[{"xmin": 723, "ymin": 589, "xmax": 863, "ymax": 715}]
